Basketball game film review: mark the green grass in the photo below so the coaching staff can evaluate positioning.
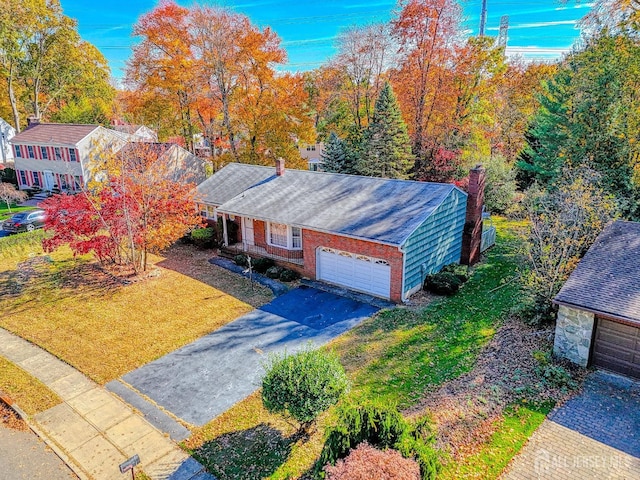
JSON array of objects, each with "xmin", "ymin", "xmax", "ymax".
[
  {"xmin": 186, "ymin": 218, "xmax": 535, "ymax": 479},
  {"xmin": 333, "ymin": 217, "xmax": 525, "ymax": 407},
  {"xmin": 439, "ymin": 401, "xmax": 554, "ymax": 480},
  {"xmin": 0, "ymin": 203, "xmax": 33, "ymax": 221}
]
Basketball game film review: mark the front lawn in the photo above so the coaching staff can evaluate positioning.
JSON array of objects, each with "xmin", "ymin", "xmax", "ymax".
[
  {"xmin": 184, "ymin": 218, "xmax": 565, "ymax": 479},
  {"xmin": 0, "ymin": 356, "xmax": 61, "ymax": 416},
  {"xmin": 0, "ymin": 234, "xmax": 273, "ymax": 385},
  {"xmin": 0, "ymin": 203, "xmax": 32, "ymax": 221}
]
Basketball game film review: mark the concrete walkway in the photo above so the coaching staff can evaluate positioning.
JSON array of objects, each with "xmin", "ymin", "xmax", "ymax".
[
  {"xmin": 502, "ymin": 371, "xmax": 640, "ymax": 479},
  {"xmin": 0, "ymin": 328, "xmax": 213, "ymax": 480}
]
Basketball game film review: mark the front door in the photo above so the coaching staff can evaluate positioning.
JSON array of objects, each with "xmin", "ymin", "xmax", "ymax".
[
  {"xmin": 243, "ymin": 218, "xmax": 255, "ymax": 246},
  {"xmin": 43, "ymin": 171, "xmax": 55, "ymax": 191}
]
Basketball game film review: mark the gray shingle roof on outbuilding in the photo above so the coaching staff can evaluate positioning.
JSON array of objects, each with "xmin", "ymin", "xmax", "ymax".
[
  {"xmin": 204, "ymin": 163, "xmax": 465, "ymax": 247},
  {"xmin": 554, "ymin": 220, "xmax": 640, "ymax": 324}
]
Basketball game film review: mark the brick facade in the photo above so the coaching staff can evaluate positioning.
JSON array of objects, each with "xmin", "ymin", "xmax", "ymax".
[
  {"xmin": 302, "ymin": 229, "xmax": 404, "ymax": 302},
  {"xmin": 235, "ymin": 218, "xmax": 405, "ymax": 301},
  {"xmin": 461, "ymin": 166, "xmax": 485, "ymax": 266}
]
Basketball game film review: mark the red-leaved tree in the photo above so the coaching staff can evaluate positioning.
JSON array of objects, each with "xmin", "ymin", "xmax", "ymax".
[{"xmin": 42, "ymin": 142, "xmax": 202, "ymax": 272}]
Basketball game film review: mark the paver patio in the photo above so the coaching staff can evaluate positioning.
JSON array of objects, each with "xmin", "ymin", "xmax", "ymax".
[
  {"xmin": 502, "ymin": 371, "xmax": 640, "ymax": 479},
  {"xmin": 117, "ymin": 286, "xmax": 379, "ymax": 426}
]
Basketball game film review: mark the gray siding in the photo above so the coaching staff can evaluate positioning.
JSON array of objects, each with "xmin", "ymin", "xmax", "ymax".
[{"xmin": 403, "ymin": 189, "xmax": 467, "ymax": 295}]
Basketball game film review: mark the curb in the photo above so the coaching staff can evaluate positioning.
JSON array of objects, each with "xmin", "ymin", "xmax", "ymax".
[{"xmin": 0, "ymin": 391, "xmax": 89, "ymax": 480}]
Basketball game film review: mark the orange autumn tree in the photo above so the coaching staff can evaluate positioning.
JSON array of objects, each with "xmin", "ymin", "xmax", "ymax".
[
  {"xmin": 125, "ymin": 1, "xmax": 198, "ymax": 149},
  {"xmin": 42, "ymin": 142, "xmax": 201, "ymax": 273}
]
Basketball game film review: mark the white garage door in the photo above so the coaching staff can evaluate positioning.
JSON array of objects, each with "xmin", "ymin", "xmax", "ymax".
[{"xmin": 317, "ymin": 247, "xmax": 391, "ymax": 299}]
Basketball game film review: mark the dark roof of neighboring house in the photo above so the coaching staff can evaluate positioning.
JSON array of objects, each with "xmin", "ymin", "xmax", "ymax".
[
  {"xmin": 205, "ymin": 163, "xmax": 465, "ymax": 246},
  {"xmin": 10, "ymin": 123, "xmax": 99, "ymax": 146},
  {"xmin": 554, "ymin": 220, "xmax": 640, "ymax": 324}
]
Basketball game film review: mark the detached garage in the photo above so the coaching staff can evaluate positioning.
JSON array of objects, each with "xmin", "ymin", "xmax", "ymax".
[{"xmin": 553, "ymin": 220, "xmax": 640, "ymax": 379}]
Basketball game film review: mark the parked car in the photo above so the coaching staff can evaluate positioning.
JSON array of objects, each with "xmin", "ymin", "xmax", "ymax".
[{"xmin": 2, "ymin": 209, "xmax": 46, "ymax": 233}]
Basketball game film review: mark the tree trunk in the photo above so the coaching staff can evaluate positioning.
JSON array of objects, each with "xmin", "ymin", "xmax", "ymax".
[{"xmin": 8, "ymin": 68, "xmax": 20, "ymax": 132}]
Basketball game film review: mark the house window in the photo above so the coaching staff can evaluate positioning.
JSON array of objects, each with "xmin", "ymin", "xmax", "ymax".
[
  {"xmin": 73, "ymin": 176, "xmax": 82, "ymax": 190},
  {"xmin": 199, "ymin": 204, "xmax": 217, "ymax": 220},
  {"xmin": 32, "ymin": 171, "xmax": 41, "ymax": 187},
  {"xmin": 69, "ymin": 149, "xmax": 77, "ymax": 162},
  {"xmin": 54, "ymin": 147, "xmax": 63, "ymax": 160},
  {"xmin": 19, "ymin": 170, "xmax": 27, "ymax": 185},
  {"xmin": 13, "ymin": 145, "xmax": 21, "ymax": 158},
  {"xmin": 292, "ymin": 227, "xmax": 302, "ymax": 249},
  {"xmin": 27, "ymin": 145, "xmax": 35, "ymax": 158},
  {"xmin": 269, "ymin": 223, "xmax": 288, "ymax": 248},
  {"xmin": 40, "ymin": 146, "xmax": 48, "ymax": 159},
  {"xmin": 267, "ymin": 222, "xmax": 302, "ymax": 250}
]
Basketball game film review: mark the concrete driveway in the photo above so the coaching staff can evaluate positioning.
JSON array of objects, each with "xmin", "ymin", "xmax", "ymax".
[
  {"xmin": 118, "ymin": 286, "xmax": 379, "ymax": 426},
  {"xmin": 502, "ymin": 371, "xmax": 640, "ymax": 479}
]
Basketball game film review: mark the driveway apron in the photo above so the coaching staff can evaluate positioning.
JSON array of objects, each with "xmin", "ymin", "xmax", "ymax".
[
  {"xmin": 119, "ymin": 286, "xmax": 379, "ymax": 426},
  {"xmin": 502, "ymin": 371, "xmax": 640, "ymax": 479}
]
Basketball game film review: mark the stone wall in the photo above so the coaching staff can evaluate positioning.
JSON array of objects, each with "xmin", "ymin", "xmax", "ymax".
[{"xmin": 553, "ymin": 305, "xmax": 595, "ymax": 367}]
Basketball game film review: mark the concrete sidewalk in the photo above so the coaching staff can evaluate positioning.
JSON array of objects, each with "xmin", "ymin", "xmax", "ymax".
[{"xmin": 0, "ymin": 328, "xmax": 213, "ymax": 480}]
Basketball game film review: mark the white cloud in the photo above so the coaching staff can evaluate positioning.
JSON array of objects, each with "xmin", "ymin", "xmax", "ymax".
[{"xmin": 505, "ymin": 45, "xmax": 573, "ymax": 58}]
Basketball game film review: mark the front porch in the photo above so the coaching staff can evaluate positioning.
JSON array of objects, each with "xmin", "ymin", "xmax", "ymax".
[{"xmin": 223, "ymin": 243, "xmax": 304, "ymax": 266}]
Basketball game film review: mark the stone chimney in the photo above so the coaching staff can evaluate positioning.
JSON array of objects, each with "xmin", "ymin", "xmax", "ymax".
[
  {"xmin": 461, "ymin": 165, "xmax": 486, "ymax": 266},
  {"xmin": 275, "ymin": 157, "xmax": 285, "ymax": 176},
  {"xmin": 26, "ymin": 116, "xmax": 40, "ymax": 129}
]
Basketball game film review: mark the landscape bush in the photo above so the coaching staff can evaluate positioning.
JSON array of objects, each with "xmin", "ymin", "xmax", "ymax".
[
  {"xmin": 279, "ymin": 268, "xmax": 300, "ymax": 282},
  {"xmin": 252, "ymin": 257, "xmax": 275, "ymax": 274},
  {"xmin": 424, "ymin": 272, "xmax": 464, "ymax": 296},
  {"xmin": 440, "ymin": 263, "xmax": 469, "ymax": 282},
  {"xmin": 265, "ymin": 265, "xmax": 284, "ymax": 279},
  {"xmin": 324, "ymin": 442, "xmax": 420, "ymax": 480},
  {"xmin": 190, "ymin": 227, "xmax": 215, "ymax": 248},
  {"xmin": 262, "ymin": 348, "xmax": 348, "ymax": 429},
  {"xmin": 233, "ymin": 254, "xmax": 248, "ymax": 267},
  {"xmin": 318, "ymin": 401, "xmax": 439, "ymax": 479}
]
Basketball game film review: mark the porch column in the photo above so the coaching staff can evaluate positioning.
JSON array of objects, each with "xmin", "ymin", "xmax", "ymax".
[{"xmin": 222, "ymin": 213, "xmax": 229, "ymax": 246}]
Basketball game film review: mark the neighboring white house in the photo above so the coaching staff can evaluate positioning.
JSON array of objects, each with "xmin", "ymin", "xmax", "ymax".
[
  {"xmin": 298, "ymin": 142, "xmax": 324, "ymax": 171},
  {"xmin": 10, "ymin": 121, "xmax": 130, "ymax": 192},
  {"xmin": 111, "ymin": 123, "xmax": 158, "ymax": 142},
  {"xmin": 0, "ymin": 117, "xmax": 16, "ymax": 164}
]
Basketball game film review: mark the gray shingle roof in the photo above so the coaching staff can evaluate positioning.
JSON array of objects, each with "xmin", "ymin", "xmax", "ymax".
[
  {"xmin": 207, "ymin": 163, "xmax": 464, "ymax": 246},
  {"xmin": 554, "ymin": 220, "xmax": 640, "ymax": 324},
  {"xmin": 196, "ymin": 163, "xmax": 275, "ymax": 206}
]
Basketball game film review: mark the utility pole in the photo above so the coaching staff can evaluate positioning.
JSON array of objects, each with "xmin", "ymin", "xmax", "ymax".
[
  {"xmin": 479, "ymin": 0, "xmax": 488, "ymax": 36},
  {"xmin": 498, "ymin": 15, "xmax": 509, "ymax": 47}
]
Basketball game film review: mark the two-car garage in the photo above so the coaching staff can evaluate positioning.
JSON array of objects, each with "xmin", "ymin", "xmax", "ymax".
[{"xmin": 316, "ymin": 247, "xmax": 391, "ymax": 299}]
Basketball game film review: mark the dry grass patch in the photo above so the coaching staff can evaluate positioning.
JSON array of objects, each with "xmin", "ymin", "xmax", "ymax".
[
  {"xmin": 0, "ymin": 357, "xmax": 61, "ymax": 416},
  {"xmin": 0, "ymin": 235, "xmax": 273, "ymax": 384}
]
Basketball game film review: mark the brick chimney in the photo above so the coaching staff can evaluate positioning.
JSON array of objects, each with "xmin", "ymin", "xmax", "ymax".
[
  {"xmin": 461, "ymin": 165, "xmax": 486, "ymax": 266},
  {"xmin": 275, "ymin": 157, "xmax": 285, "ymax": 176},
  {"xmin": 26, "ymin": 116, "xmax": 40, "ymax": 129}
]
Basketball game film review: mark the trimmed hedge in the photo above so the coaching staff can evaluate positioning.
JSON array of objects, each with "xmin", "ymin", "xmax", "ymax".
[
  {"xmin": 190, "ymin": 227, "xmax": 215, "ymax": 248},
  {"xmin": 252, "ymin": 257, "xmax": 275, "ymax": 274},
  {"xmin": 265, "ymin": 265, "xmax": 284, "ymax": 279},
  {"xmin": 262, "ymin": 348, "xmax": 349, "ymax": 427}
]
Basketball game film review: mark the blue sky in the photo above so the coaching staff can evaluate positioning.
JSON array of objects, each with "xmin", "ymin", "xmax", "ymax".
[{"xmin": 59, "ymin": 0, "xmax": 594, "ymax": 80}]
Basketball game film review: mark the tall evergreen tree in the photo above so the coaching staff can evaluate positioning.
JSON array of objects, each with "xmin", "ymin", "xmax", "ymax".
[
  {"xmin": 320, "ymin": 132, "xmax": 348, "ymax": 173},
  {"xmin": 356, "ymin": 82, "xmax": 414, "ymax": 179}
]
